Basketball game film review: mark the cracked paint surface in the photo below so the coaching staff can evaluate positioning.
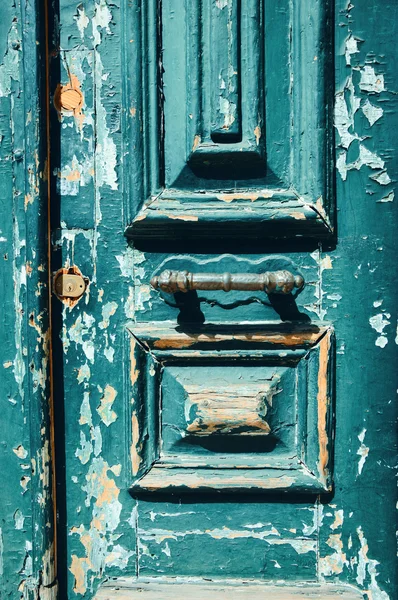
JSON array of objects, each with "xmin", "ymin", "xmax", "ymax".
[
  {"xmin": 0, "ymin": 0, "xmax": 56, "ymax": 597},
  {"xmin": 2, "ymin": 0, "xmax": 395, "ymax": 598},
  {"xmin": 319, "ymin": 3, "xmax": 396, "ymax": 599}
]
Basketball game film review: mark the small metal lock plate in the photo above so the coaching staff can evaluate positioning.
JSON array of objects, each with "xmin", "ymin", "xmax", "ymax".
[{"xmin": 54, "ymin": 273, "xmax": 86, "ymax": 299}]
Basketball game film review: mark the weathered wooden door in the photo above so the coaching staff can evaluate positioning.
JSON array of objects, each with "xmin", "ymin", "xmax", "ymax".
[
  {"xmin": 2, "ymin": 0, "xmax": 396, "ymax": 598},
  {"xmin": 50, "ymin": 0, "xmax": 397, "ymax": 598}
]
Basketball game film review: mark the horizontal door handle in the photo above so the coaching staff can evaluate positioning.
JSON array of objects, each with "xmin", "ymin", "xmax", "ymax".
[{"xmin": 151, "ymin": 270, "xmax": 304, "ymax": 295}]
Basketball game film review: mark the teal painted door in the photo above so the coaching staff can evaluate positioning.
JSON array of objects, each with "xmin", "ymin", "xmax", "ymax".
[{"xmin": 47, "ymin": 1, "xmax": 397, "ymax": 599}]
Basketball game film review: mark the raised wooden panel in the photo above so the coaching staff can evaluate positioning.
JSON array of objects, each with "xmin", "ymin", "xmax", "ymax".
[
  {"xmin": 126, "ymin": 0, "xmax": 334, "ymax": 240},
  {"xmin": 95, "ymin": 579, "xmax": 364, "ymax": 599},
  {"xmin": 127, "ymin": 322, "xmax": 334, "ymax": 493}
]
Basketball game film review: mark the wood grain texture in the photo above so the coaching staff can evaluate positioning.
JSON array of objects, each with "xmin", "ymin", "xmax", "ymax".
[
  {"xmin": 0, "ymin": 0, "xmax": 55, "ymax": 597},
  {"xmin": 95, "ymin": 578, "xmax": 364, "ymax": 600}
]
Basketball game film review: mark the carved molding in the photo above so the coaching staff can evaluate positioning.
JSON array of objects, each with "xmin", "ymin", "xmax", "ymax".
[
  {"xmin": 127, "ymin": 321, "xmax": 334, "ymax": 494},
  {"xmin": 125, "ymin": 1, "xmax": 334, "ymax": 240}
]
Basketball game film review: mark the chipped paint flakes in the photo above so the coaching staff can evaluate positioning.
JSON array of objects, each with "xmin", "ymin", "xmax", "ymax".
[
  {"xmin": 375, "ymin": 336, "xmax": 388, "ymax": 348},
  {"xmin": 77, "ymin": 362, "xmax": 91, "ymax": 385},
  {"xmin": 358, "ymin": 65, "xmax": 385, "ymax": 94},
  {"xmin": 353, "ymin": 144, "xmax": 384, "ymax": 171},
  {"xmin": 92, "ymin": 0, "xmax": 113, "ymax": 48},
  {"xmin": 330, "ymin": 509, "xmax": 344, "ymax": 531},
  {"xmin": 94, "ymin": 51, "xmax": 118, "ymax": 195},
  {"xmin": 75, "ymin": 6, "xmax": 89, "ymax": 40},
  {"xmin": 139, "ymin": 527, "xmax": 315, "ymax": 554},
  {"xmin": 67, "ymin": 312, "xmax": 96, "ymax": 363},
  {"xmin": 377, "ymin": 191, "xmax": 394, "ymax": 203},
  {"xmin": 219, "ymin": 97, "xmax": 236, "ymax": 129},
  {"xmin": 116, "ymin": 246, "xmax": 134, "ymax": 279},
  {"xmin": 356, "ymin": 527, "xmax": 389, "ymax": 600},
  {"xmin": 369, "ymin": 312, "xmax": 390, "ymax": 347},
  {"xmin": 70, "ymin": 458, "xmax": 125, "ymax": 594},
  {"xmin": 76, "ymin": 431, "xmax": 93, "ymax": 465},
  {"xmin": 14, "ymin": 509, "xmax": 24, "ymax": 530},
  {"xmin": 334, "ymin": 80, "xmax": 361, "ymax": 149},
  {"xmin": 131, "ymin": 411, "xmax": 142, "ymax": 476},
  {"xmin": 362, "ymin": 99, "xmax": 383, "ymax": 126},
  {"xmin": 124, "ymin": 286, "xmax": 135, "ymax": 319},
  {"xmin": 79, "ymin": 392, "xmax": 93, "ymax": 426},
  {"xmin": 370, "ymin": 170, "xmax": 391, "ymax": 186},
  {"xmin": 320, "ymin": 533, "xmax": 348, "ymax": 576},
  {"xmin": 338, "ymin": 144, "xmax": 386, "ymax": 182},
  {"xmin": 99, "ymin": 301, "xmax": 118, "ymax": 329},
  {"xmin": 357, "ymin": 429, "xmax": 369, "ymax": 476},
  {"xmin": 56, "ymin": 155, "xmax": 94, "ymax": 196},
  {"xmin": 105, "ymin": 545, "xmax": 134, "ymax": 569},
  {"xmin": 345, "ymin": 35, "xmax": 361, "ymax": 65},
  {"xmin": 97, "ymin": 384, "xmax": 117, "ymax": 426},
  {"xmin": 0, "ymin": 20, "xmax": 20, "ymax": 97},
  {"xmin": 135, "ymin": 284, "xmax": 152, "ymax": 312},
  {"xmin": 13, "ymin": 445, "xmax": 28, "ymax": 459}
]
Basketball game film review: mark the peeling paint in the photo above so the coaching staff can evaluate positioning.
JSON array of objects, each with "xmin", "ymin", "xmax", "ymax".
[
  {"xmin": 358, "ymin": 65, "xmax": 385, "ymax": 94},
  {"xmin": 357, "ymin": 429, "xmax": 369, "ymax": 476},
  {"xmin": 320, "ymin": 533, "xmax": 348, "ymax": 576},
  {"xmin": 362, "ymin": 99, "xmax": 383, "ymax": 127},
  {"xmin": 99, "ymin": 301, "xmax": 118, "ymax": 329},
  {"xmin": 369, "ymin": 312, "xmax": 390, "ymax": 348},
  {"xmin": 97, "ymin": 384, "xmax": 117, "ymax": 426},
  {"xmin": 0, "ymin": 20, "xmax": 20, "ymax": 97},
  {"xmin": 70, "ymin": 457, "xmax": 125, "ymax": 595},
  {"xmin": 356, "ymin": 527, "xmax": 389, "ymax": 600}
]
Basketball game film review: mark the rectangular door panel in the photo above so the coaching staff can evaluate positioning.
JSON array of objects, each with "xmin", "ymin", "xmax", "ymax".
[
  {"xmin": 128, "ymin": 322, "xmax": 334, "ymax": 493},
  {"xmin": 126, "ymin": 0, "xmax": 334, "ymax": 240}
]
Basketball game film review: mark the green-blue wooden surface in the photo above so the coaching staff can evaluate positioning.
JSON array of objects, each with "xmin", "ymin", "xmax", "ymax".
[
  {"xmin": 51, "ymin": 0, "xmax": 397, "ymax": 597},
  {"xmin": 0, "ymin": 0, "xmax": 55, "ymax": 598},
  {"xmin": 0, "ymin": 0, "xmax": 396, "ymax": 598}
]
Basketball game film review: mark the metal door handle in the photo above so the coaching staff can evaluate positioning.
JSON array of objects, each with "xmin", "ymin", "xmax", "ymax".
[{"xmin": 151, "ymin": 270, "xmax": 304, "ymax": 295}]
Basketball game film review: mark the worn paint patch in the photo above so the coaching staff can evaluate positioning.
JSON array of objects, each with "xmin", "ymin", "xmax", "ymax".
[
  {"xmin": 377, "ymin": 191, "xmax": 394, "ymax": 203},
  {"xmin": 334, "ymin": 77, "xmax": 361, "ymax": 149},
  {"xmin": 94, "ymin": 51, "xmax": 118, "ymax": 194},
  {"xmin": 97, "ymin": 384, "xmax": 117, "ymax": 426},
  {"xmin": 0, "ymin": 20, "xmax": 20, "ymax": 97},
  {"xmin": 99, "ymin": 301, "xmax": 118, "ymax": 329},
  {"xmin": 70, "ymin": 457, "xmax": 126, "ymax": 595},
  {"xmin": 75, "ymin": 6, "xmax": 89, "ymax": 39},
  {"xmin": 79, "ymin": 392, "xmax": 93, "ymax": 426},
  {"xmin": 356, "ymin": 429, "xmax": 369, "ymax": 476},
  {"xmin": 130, "ymin": 412, "xmax": 142, "ymax": 476},
  {"xmin": 14, "ymin": 509, "xmax": 24, "ymax": 530},
  {"xmin": 369, "ymin": 312, "xmax": 390, "ymax": 348},
  {"xmin": 66, "ymin": 312, "xmax": 96, "ymax": 362},
  {"xmin": 358, "ymin": 65, "xmax": 385, "ymax": 94},
  {"xmin": 345, "ymin": 35, "xmax": 361, "ymax": 65},
  {"xmin": 75, "ymin": 431, "xmax": 93, "ymax": 465},
  {"xmin": 356, "ymin": 527, "xmax": 389, "ymax": 600},
  {"xmin": 320, "ymin": 533, "xmax": 348, "ymax": 576},
  {"xmin": 77, "ymin": 363, "xmax": 91, "ymax": 385},
  {"xmin": 362, "ymin": 99, "xmax": 383, "ymax": 126},
  {"xmin": 13, "ymin": 445, "xmax": 28, "ymax": 459}
]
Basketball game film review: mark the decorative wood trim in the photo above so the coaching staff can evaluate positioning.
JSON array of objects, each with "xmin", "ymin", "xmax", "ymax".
[
  {"xmin": 125, "ymin": 1, "xmax": 334, "ymax": 241},
  {"xmin": 127, "ymin": 322, "xmax": 334, "ymax": 494},
  {"xmin": 95, "ymin": 578, "xmax": 363, "ymax": 600},
  {"xmin": 126, "ymin": 194, "xmax": 332, "ymax": 241}
]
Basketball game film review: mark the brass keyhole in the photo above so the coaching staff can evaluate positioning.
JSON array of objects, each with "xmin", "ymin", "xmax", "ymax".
[{"xmin": 53, "ymin": 271, "xmax": 87, "ymax": 302}]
